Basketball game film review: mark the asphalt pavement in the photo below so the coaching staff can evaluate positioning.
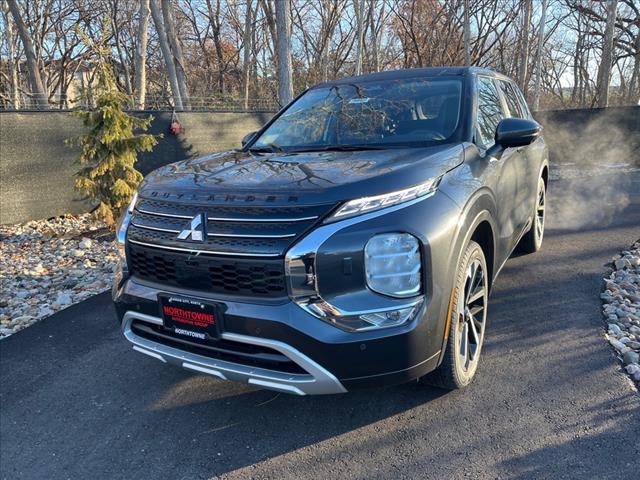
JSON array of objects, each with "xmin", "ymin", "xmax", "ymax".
[{"xmin": 1, "ymin": 170, "xmax": 639, "ymax": 480}]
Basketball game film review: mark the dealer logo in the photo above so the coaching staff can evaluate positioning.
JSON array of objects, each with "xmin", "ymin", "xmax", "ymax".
[{"xmin": 177, "ymin": 213, "xmax": 206, "ymax": 242}]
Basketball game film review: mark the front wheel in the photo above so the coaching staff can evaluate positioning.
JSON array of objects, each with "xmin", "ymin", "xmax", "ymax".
[
  {"xmin": 517, "ymin": 177, "xmax": 546, "ymax": 254},
  {"xmin": 425, "ymin": 240, "xmax": 489, "ymax": 389}
]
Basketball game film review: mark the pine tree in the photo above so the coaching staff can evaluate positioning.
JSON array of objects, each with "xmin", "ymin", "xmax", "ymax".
[{"xmin": 67, "ymin": 49, "xmax": 159, "ymax": 225}]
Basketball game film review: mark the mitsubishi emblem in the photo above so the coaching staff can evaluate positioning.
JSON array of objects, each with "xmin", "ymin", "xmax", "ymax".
[{"xmin": 177, "ymin": 214, "xmax": 205, "ymax": 241}]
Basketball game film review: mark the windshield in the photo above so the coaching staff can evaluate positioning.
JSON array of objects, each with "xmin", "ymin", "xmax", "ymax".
[{"xmin": 251, "ymin": 78, "xmax": 462, "ymax": 152}]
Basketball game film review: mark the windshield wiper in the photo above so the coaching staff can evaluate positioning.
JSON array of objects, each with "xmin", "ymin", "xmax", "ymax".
[
  {"xmin": 248, "ymin": 142, "xmax": 285, "ymax": 154},
  {"xmin": 289, "ymin": 144, "xmax": 388, "ymax": 153}
]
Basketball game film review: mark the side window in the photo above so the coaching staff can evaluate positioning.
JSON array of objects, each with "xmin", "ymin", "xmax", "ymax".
[
  {"xmin": 513, "ymin": 85, "xmax": 532, "ymax": 118},
  {"xmin": 499, "ymin": 81, "xmax": 525, "ymax": 118},
  {"xmin": 476, "ymin": 76, "xmax": 505, "ymax": 148}
]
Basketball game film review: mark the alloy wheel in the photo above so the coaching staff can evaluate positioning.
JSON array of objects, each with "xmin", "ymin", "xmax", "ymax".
[
  {"xmin": 457, "ymin": 258, "xmax": 487, "ymax": 372},
  {"xmin": 536, "ymin": 183, "xmax": 546, "ymax": 241}
]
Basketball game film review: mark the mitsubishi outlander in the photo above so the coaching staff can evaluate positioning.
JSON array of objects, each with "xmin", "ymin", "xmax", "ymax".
[{"xmin": 113, "ymin": 67, "xmax": 548, "ymax": 394}]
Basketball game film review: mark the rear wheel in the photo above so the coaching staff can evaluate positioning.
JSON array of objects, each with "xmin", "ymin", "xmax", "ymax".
[
  {"xmin": 517, "ymin": 177, "xmax": 546, "ymax": 254},
  {"xmin": 425, "ymin": 240, "xmax": 489, "ymax": 389}
]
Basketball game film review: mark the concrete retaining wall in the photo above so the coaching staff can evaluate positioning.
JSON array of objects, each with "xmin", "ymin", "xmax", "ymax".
[{"xmin": 1, "ymin": 106, "xmax": 638, "ymax": 224}]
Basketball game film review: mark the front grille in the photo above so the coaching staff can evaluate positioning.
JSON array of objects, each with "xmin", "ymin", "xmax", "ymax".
[
  {"xmin": 131, "ymin": 320, "xmax": 306, "ymax": 374},
  {"xmin": 129, "ymin": 243, "xmax": 287, "ymax": 297},
  {"xmin": 127, "ymin": 198, "xmax": 336, "ymax": 297}
]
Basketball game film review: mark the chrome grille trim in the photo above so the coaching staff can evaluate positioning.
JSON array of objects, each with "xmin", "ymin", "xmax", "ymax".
[
  {"xmin": 136, "ymin": 207, "xmax": 318, "ymax": 223},
  {"xmin": 130, "ymin": 222, "xmax": 180, "ymax": 234},
  {"xmin": 207, "ymin": 215, "xmax": 319, "ymax": 223},
  {"xmin": 128, "ymin": 239, "xmax": 281, "ymax": 257},
  {"xmin": 206, "ymin": 232, "xmax": 297, "ymax": 239},
  {"xmin": 136, "ymin": 207, "xmax": 192, "ymax": 219}
]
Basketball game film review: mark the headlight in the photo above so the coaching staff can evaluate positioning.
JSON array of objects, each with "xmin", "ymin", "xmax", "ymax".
[
  {"xmin": 329, "ymin": 177, "xmax": 439, "ymax": 221},
  {"xmin": 365, "ymin": 233, "xmax": 421, "ymax": 298}
]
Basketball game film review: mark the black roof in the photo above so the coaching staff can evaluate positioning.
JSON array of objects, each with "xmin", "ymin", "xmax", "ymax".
[{"xmin": 317, "ymin": 66, "xmax": 508, "ymax": 87}]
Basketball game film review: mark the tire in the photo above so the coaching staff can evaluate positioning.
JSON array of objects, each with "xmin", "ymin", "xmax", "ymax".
[
  {"xmin": 517, "ymin": 177, "xmax": 546, "ymax": 254},
  {"xmin": 425, "ymin": 240, "xmax": 489, "ymax": 389}
]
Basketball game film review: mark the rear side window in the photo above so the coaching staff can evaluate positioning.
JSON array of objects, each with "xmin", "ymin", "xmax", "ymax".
[
  {"xmin": 476, "ymin": 76, "xmax": 505, "ymax": 148},
  {"xmin": 499, "ymin": 81, "xmax": 525, "ymax": 118}
]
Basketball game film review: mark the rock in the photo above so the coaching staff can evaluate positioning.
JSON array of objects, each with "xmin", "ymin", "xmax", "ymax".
[
  {"xmin": 625, "ymin": 364, "xmax": 640, "ymax": 381},
  {"xmin": 608, "ymin": 324, "xmax": 622, "ymax": 335},
  {"xmin": 629, "ymin": 326, "xmax": 640, "ymax": 335},
  {"xmin": 615, "ymin": 258, "xmax": 631, "ymax": 269},
  {"xmin": 626, "ymin": 341, "xmax": 640, "ymax": 350},
  {"xmin": 55, "ymin": 293, "xmax": 72, "ymax": 306},
  {"xmin": 623, "ymin": 351, "xmax": 640, "ymax": 365},
  {"xmin": 12, "ymin": 315, "xmax": 34, "ymax": 325},
  {"xmin": 609, "ymin": 338, "xmax": 626, "ymax": 352},
  {"xmin": 79, "ymin": 238, "xmax": 93, "ymax": 249},
  {"xmin": 72, "ymin": 249, "xmax": 85, "ymax": 258}
]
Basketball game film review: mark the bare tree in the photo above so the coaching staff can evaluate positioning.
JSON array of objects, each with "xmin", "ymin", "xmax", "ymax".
[
  {"xmin": 149, "ymin": 0, "xmax": 183, "ymax": 110},
  {"xmin": 1, "ymin": 1, "xmax": 20, "ymax": 109},
  {"xmin": 161, "ymin": 0, "xmax": 189, "ymax": 108},
  {"xmin": 242, "ymin": 0, "xmax": 254, "ymax": 109},
  {"xmin": 532, "ymin": 0, "xmax": 548, "ymax": 110},
  {"xmin": 133, "ymin": 0, "xmax": 150, "ymax": 109},
  {"xmin": 6, "ymin": 0, "xmax": 47, "ymax": 108},
  {"xmin": 275, "ymin": 0, "xmax": 293, "ymax": 105},
  {"xmin": 354, "ymin": 0, "xmax": 365, "ymax": 74},
  {"xmin": 517, "ymin": 0, "xmax": 532, "ymax": 95},
  {"xmin": 596, "ymin": 0, "xmax": 618, "ymax": 107},
  {"xmin": 463, "ymin": 0, "xmax": 470, "ymax": 66}
]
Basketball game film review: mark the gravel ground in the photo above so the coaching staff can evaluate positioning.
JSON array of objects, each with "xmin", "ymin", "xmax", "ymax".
[
  {"xmin": 602, "ymin": 240, "xmax": 640, "ymax": 388},
  {"xmin": 0, "ymin": 214, "xmax": 117, "ymax": 339}
]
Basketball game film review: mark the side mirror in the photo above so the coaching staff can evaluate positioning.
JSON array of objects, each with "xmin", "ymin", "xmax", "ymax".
[
  {"xmin": 241, "ymin": 131, "xmax": 258, "ymax": 147},
  {"xmin": 485, "ymin": 118, "xmax": 541, "ymax": 159},
  {"xmin": 495, "ymin": 118, "xmax": 542, "ymax": 148}
]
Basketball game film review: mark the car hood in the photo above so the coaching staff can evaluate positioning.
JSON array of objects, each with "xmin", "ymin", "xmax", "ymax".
[{"xmin": 139, "ymin": 144, "xmax": 464, "ymax": 206}]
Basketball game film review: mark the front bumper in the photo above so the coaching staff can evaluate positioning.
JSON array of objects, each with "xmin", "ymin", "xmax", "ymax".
[{"xmin": 114, "ymin": 275, "xmax": 443, "ymax": 394}]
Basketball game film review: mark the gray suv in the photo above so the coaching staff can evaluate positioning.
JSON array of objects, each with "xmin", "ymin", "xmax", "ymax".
[{"xmin": 113, "ymin": 67, "xmax": 548, "ymax": 394}]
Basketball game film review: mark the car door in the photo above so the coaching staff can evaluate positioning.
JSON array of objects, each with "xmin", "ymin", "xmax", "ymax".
[
  {"xmin": 475, "ymin": 75, "xmax": 527, "ymax": 256},
  {"xmin": 497, "ymin": 80, "xmax": 540, "ymax": 232}
]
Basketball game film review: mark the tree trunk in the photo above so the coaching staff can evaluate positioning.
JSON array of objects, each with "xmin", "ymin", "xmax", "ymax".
[
  {"xmin": 628, "ymin": 30, "xmax": 640, "ymax": 103},
  {"xmin": 6, "ymin": 0, "xmax": 47, "ymax": 108},
  {"xmin": 2, "ymin": 2, "xmax": 20, "ymax": 109},
  {"xmin": 354, "ymin": 0, "xmax": 365, "ymax": 75},
  {"xmin": 463, "ymin": 0, "xmax": 470, "ymax": 66},
  {"xmin": 275, "ymin": 0, "xmax": 293, "ymax": 106},
  {"xmin": 596, "ymin": 0, "xmax": 618, "ymax": 108},
  {"xmin": 242, "ymin": 0, "xmax": 254, "ymax": 110},
  {"xmin": 206, "ymin": 0, "xmax": 226, "ymax": 96},
  {"xmin": 149, "ymin": 0, "xmax": 183, "ymax": 110},
  {"xmin": 532, "ymin": 0, "xmax": 547, "ymax": 111},
  {"xmin": 517, "ymin": 0, "xmax": 532, "ymax": 95},
  {"xmin": 161, "ymin": 0, "xmax": 189, "ymax": 109},
  {"xmin": 134, "ymin": 0, "xmax": 150, "ymax": 110},
  {"xmin": 368, "ymin": 0, "xmax": 379, "ymax": 72}
]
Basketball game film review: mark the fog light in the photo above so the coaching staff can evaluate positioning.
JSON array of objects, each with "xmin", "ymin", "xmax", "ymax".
[
  {"xmin": 359, "ymin": 304, "xmax": 419, "ymax": 329},
  {"xmin": 365, "ymin": 233, "xmax": 421, "ymax": 298}
]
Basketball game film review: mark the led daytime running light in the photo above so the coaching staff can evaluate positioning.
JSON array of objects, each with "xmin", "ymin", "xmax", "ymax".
[{"xmin": 332, "ymin": 178, "xmax": 439, "ymax": 219}]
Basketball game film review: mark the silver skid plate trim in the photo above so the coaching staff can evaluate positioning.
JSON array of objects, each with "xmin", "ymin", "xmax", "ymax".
[{"xmin": 122, "ymin": 311, "xmax": 347, "ymax": 395}]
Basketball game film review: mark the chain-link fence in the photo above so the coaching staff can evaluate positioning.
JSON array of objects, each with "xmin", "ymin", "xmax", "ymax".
[{"xmin": 0, "ymin": 92, "xmax": 280, "ymax": 112}]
